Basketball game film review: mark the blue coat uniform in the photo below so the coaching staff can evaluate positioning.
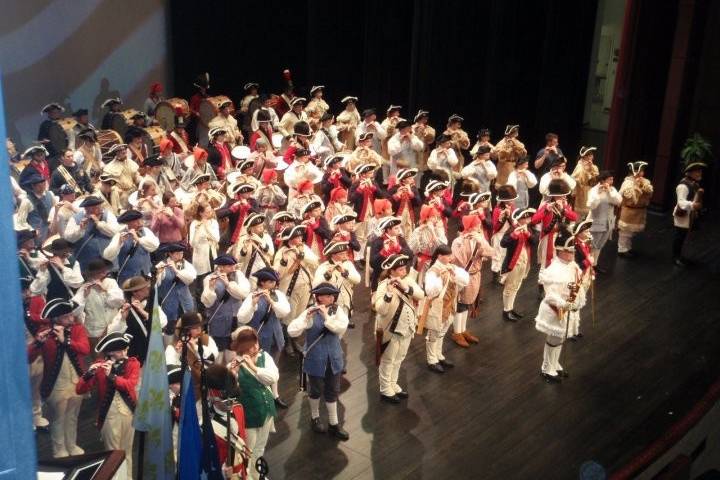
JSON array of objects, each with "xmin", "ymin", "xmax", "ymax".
[
  {"xmin": 26, "ymin": 191, "xmax": 54, "ymax": 243},
  {"xmin": 248, "ymin": 294, "xmax": 285, "ymax": 354},
  {"xmin": 116, "ymin": 237, "xmax": 152, "ymax": 285},
  {"xmin": 303, "ymin": 310, "xmax": 344, "ymax": 377},
  {"xmin": 207, "ymin": 278, "xmax": 242, "ymax": 339},
  {"xmin": 157, "ymin": 263, "xmax": 194, "ymax": 327},
  {"xmin": 72, "ymin": 211, "xmax": 113, "ymax": 272}
]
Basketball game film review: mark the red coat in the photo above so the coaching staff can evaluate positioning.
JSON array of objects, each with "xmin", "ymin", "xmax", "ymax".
[
  {"xmin": 531, "ymin": 202, "xmax": 578, "ymax": 237},
  {"xmin": 28, "ymin": 324, "xmax": 90, "ymax": 398},
  {"xmin": 492, "ymin": 204, "xmax": 516, "ymax": 234},
  {"xmin": 76, "ymin": 357, "xmax": 141, "ymax": 428}
]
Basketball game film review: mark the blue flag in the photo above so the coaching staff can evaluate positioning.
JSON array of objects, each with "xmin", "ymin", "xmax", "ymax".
[
  {"xmin": 132, "ymin": 285, "xmax": 175, "ymax": 479},
  {"xmin": 200, "ymin": 386, "xmax": 223, "ymax": 479},
  {"xmin": 178, "ymin": 370, "xmax": 202, "ymax": 479}
]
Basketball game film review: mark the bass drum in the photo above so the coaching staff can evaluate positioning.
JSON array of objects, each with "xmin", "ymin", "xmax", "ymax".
[
  {"xmin": 155, "ymin": 97, "xmax": 189, "ymax": 131},
  {"xmin": 199, "ymin": 95, "xmax": 234, "ymax": 127},
  {"xmin": 144, "ymin": 126, "xmax": 166, "ymax": 153},
  {"xmin": 97, "ymin": 129, "xmax": 123, "ymax": 160}
]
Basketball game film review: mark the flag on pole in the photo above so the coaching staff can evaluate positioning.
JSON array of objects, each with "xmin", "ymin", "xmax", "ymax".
[
  {"xmin": 177, "ymin": 370, "xmax": 202, "ymax": 478},
  {"xmin": 133, "ymin": 285, "xmax": 175, "ymax": 479},
  {"xmin": 200, "ymin": 385, "xmax": 223, "ymax": 479}
]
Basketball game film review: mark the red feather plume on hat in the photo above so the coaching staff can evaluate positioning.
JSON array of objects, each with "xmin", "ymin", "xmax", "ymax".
[
  {"xmin": 420, "ymin": 204, "xmax": 435, "ymax": 223},
  {"xmin": 297, "ymin": 179, "xmax": 314, "ymax": 193},
  {"xmin": 193, "ymin": 146, "xmax": 208, "ymax": 161},
  {"xmin": 261, "ymin": 168, "xmax": 277, "ymax": 184},
  {"xmin": 330, "ymin": 187, "xmax": 348, "ymax": 202}
]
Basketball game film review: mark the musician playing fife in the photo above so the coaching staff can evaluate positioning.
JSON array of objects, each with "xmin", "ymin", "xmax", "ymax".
[
  {"xmin": 228, "ymin": 326, "xmax": 279, "ymax": 480},
  {"xmin": 534, "ymin": 231, "xmax": 585, "ymax": 384},
  {"xmin": 29, "ymin": 299, "xmax": 90, "ymax": 458},
  {"xmin": 672, "ymin": 162, "xmax": 706, "ymax": 267},
  {"xmin": 154, "ymin": 242, "xmax": 197, "ymax": 343},
  {"xmin": 201, "ymin": 254, "xmax": 251, "ymax": 365},
  {"xmin": 103, "ymin": 209, "xmax": 159, "ymax": 285},
  {"xmin": 373, "ymin": 254, "xmax": 424, "ymax": 404},
  {"xmin": 288, "ymin": 283, "xmax": 350, "ymax": 441},
  {"xmin": 76, "ymin": 332, "xmax": 139, "ymax": 480},
  {"xmin": 422, "ymin": 245, "xmax": 470, "ymax": 374},
  {"xmin": 237, "ymin": 267, "xmax": 291, "ymax": 409}
]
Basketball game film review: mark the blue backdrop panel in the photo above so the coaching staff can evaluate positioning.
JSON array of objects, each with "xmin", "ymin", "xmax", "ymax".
[{"xmin": 0, "ymin": 72, "xmax": 37, "ymax": 479}]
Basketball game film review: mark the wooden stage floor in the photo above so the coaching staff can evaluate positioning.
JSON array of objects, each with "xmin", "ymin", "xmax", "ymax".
[{"xmin": 36, "ymin": 212, "xmax": 720, "ymax": 479}]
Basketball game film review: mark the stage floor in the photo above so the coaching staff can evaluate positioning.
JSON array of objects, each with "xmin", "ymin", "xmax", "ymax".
[{"xmin": 36, "ymin": 212, "xmax": 720, "ymax": 479}]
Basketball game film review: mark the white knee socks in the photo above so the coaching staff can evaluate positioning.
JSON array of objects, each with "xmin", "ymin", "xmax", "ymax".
[{"xmin": 327, "ymin": 401, "xmax": 338, "ymax": 426}]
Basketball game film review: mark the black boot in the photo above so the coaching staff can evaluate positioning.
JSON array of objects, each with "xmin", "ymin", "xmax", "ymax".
[
  {"xmin": 311, "ymin": 417, "xmax": 327, "ymax": 433},
  {"xmin": 541, "ymin": 372, "xmax": 561, "ymax": 384},
  {"xmin": 439, "ymin": 358, "xmax": 454, "ymax": 368},
  {"xmin": 492, "ymin": 272, "xmax": 501, "ymax": 285},
  {"xmin": 503, "ymin": 310, "xmax": 520, "ymax": 322},
  {"xmin": 328, "ymin": 424, "xmax": 350, "ymax": 441},
  {"xmin": 380, "ymin": 394, "xmax": 401, "ymax": 404},
  {"xmin": 274, "ymin": 397, "xmax": 289, "ymax": 409},
  {"xmin": 510, "ymin": 310, "xmax": 524, "ymax": 318},
  {"xmin": 427, "ymin": 363, "xmax": 445, "ymax": 374}
]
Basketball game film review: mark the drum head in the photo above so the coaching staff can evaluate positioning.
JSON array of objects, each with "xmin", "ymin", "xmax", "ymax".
[
  {"xmin": 274, "ymin": 156, "xmax": 290, "ymax": 171},
  {"xmin": 271, "ymin": 132, "xmax": 283, "ymax": 149},
  {"xmin": 231, "ymin": 145, "xmax": 251, "ymax": 160}
]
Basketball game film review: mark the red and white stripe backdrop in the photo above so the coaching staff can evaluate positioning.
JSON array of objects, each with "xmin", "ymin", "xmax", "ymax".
[{"xmin": 0, "ymin": 0, "xmax": 170, "ymax": 149}]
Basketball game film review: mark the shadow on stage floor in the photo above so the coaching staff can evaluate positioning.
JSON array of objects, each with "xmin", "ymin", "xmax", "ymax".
[{"xmin": 36, "ymin": 212, "xmax": 720, "ymax": 480}]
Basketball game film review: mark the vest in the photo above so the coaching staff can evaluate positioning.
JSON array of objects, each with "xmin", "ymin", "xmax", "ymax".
[
  {"xmin": 117, "ymin": 233, "xmax": 152, "ymax": 285},
  {"xmin": 73, "ymin": 211, "xmax": 113, "ymax": 272},
  {"xmin": 248, "ymin": 294, "xmax": 284, "ymax": 353},
  {"xmin": 237, "ymin": 352, "xmax": 276, "ymax": 428},
  {"xmin": 157, "ymin": 263, "xmax": 195, "ymax": 324},
  {"xmin": 207, "ymin": 277, "xmax": 241, "ymax": 338},
  {"xmin": 302, "ymin": 309, "xmax": 344, "ymax": 377}
]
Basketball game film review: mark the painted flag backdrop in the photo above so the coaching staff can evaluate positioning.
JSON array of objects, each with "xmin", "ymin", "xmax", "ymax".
[{"xmin": 133, "ymin": 285, "xmax": 175, "ymax": 479}]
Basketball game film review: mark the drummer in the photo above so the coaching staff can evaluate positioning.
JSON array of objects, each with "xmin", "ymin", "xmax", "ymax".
[
  {"xmin": 208, "ymin": 100, "xmax": 244, "ymax": 148},
  {"xmin": 70, "ymin": 108, "xmax": 95, "ymax": 150},
  {"xmin": 168, "ymin": 116, "xmax": 191, "ymax": 155},
  {"xmin": 100, "ymin": 98, "xmax": 124, "ymax": 134},
  {"xmin": 181, "ymin": 146, "xmax": 219, "ymax": 191},
  {"xmin": 94, "ymin": 173, "xmax": 122, "ymax": 217},
  {"xmin": 102, "ymin": 143, "xmax": 141, "ymax": 209},
  {"xmin": 248, "ymin": 138, "xmax": 277, "ymax": 176},
  {"xmin": 38, "ymin": 103, "xmax": 68, "ymax": 163},
  {"xmin": 157, "ymin": 138, "xmax": 183, "ymax": 189},
  {"xmin": 249, "ymin": 110, "xmax": 278, "ymax": 154}
]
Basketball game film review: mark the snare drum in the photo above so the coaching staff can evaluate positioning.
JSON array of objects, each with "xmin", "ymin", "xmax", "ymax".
[
  {"xmin": 199, "ymin": 95, "xmax": 234, "ymax": 126},
  {"xmin": 155, "ymin": 98, "xmax": 189, "ymax": 131},
  {"xmin": 97, "ymin": 129, "xmax": 123, "ymax": 160}
]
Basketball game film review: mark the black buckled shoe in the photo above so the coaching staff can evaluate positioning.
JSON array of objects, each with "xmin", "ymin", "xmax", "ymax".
[
  {"xmin": 274, "ymin": 397, "xmax": 289, "ymax": 409},
  {"xmin": 439, "ymin": 358, "xmax": 454, "ymax": 368},
  {"xmin": 427, "ymin": 363, "xmax": 445, "ymax": 374},
  {"xmin": 511, "ymin": 310, "xmax": 524, "ymax": 318},
  {"xmin": 395, "ymin": 390, "xmax": 409, "ymax": 399},
  {"xmin": 328, "ymin": 424, "xmax": 349, "ymax": 441},
  {"xmin": 557, "ymin": 369, "xmax": 569, "ymax": 378},
  {"xmin": 503, "ymin": 310, "xmax": 520, "ymax": 322},
  {"xmin": 541, "ymin": 372, "xmax": 562, "ymax": 384},
  {"xmin": 347, "ymin": 320, "xmax": 356, "ymax": 329},
  {"xmin": 311, "ymin": 417, "xmax": 327, "ymax": 434},
  {"xmin": 380, "ymin": 394, "xmax": 401, "ymax": 404}
]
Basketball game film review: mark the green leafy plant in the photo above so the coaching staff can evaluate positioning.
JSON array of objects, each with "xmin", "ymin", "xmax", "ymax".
[{"xmin": 680, "ymin": 133, "xmax": 713, "ymax": 166}]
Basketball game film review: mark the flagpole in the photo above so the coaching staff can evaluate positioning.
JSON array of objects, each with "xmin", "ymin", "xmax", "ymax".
[{"xmin": 136, "ymin": 431, "xmax": 146, "ymax": 480}]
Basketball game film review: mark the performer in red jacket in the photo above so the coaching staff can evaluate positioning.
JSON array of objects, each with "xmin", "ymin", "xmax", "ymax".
[
  {"xmin": 531, "ymin": 178, "xmax": 578, "ymax": 295},
  {"xmin": 76, "ymin": 332, "xmax": 139, "ymax": 479},
  {"xmin": 28, "ymin": 298, "xmax": 90, "ymax": 458}
]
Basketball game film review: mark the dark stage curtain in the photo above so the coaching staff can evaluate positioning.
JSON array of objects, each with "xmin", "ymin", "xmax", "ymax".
[{"xmin": 170, "ymin": 0, "xmax": 597, "ymax": 166}]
